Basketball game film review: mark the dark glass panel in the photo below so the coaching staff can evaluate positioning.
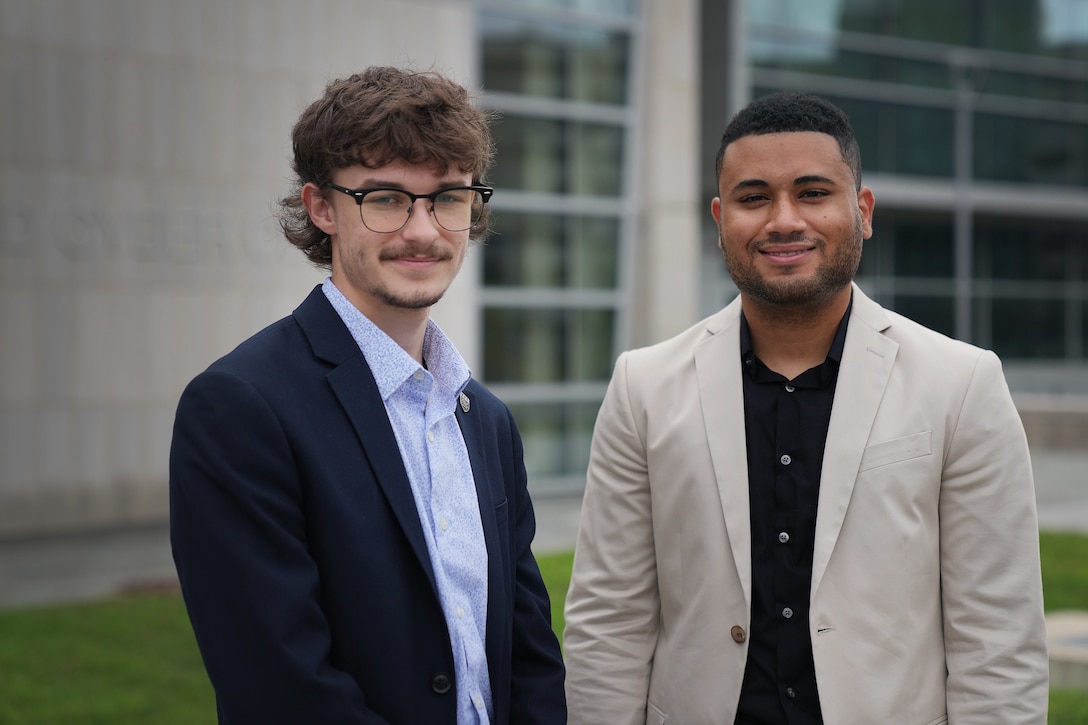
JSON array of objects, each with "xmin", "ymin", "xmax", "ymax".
[
  {"xmin": 973, "ymin": 113, "xmax": 1088, "ymax": 186},
  {"xmin": 506, "ymin": 400, "xmax": 599, "ymax": 478},
  {"xmin": 483, "ymin": 212, "xmax": 619, "ymax": 288},
  {"xmin": 987, "ymin": 297, "xmax": 1066, "ymax": 358},
  {"xmin": 490, "ymin": 115, "xmax": 625, "ymax": 196},
  {"xmin": 483, "ymin": 307, "xmax": 615, "ymax": 382},
  {"xmin": 891, "ymin": 294, "xmax": 956, "ymax": 337},
  {"xmin": 974, "ymin": 217, "xmax": 1070, "ymax": 282},
  {"xmin": 481, "ymin": 15, "xmax": 630, "ymax": 104}
]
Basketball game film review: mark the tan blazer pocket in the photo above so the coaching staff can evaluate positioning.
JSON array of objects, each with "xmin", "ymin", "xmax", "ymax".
[
  {"xmin": 858, "ymin": 431, "xmax": 932, "ymax": 472},
  {"xmin": 646, "ymin": 701, "xmax": 667, "ymax": 725}
]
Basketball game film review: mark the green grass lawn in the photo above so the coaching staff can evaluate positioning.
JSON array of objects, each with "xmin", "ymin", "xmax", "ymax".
[{"xmin": 0, "ymin": 532, "xmax": 1085, "ymax": 723}]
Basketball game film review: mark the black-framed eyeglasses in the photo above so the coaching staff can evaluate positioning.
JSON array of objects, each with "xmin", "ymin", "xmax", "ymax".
[{"xmin": 324, "ymin": 183, "xmax": 494, "ymax": 233}]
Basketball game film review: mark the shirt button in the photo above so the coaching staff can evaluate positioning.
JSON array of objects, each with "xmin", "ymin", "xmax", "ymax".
[
  {"xmin": 780, "ymin": 454, "xmax": 792, "ymax": 466},
  {"xmin": 439, "ymin": 517, "xmax": 449, "ymax": 531},
  {"xmin": 778, "ymin": 531, "xmax": 790, "ymax": 544},
  {"xmin": 413, "ymin": 369, "xmax": 425, "ymax": 381},
  {"xmin": 782, "ymin": 607, "xmax": 794, "ymax": 619},
  {"xmin": 474, "ymin": 695, "xmax": 484, "ymax": 708},
  {"xmin": 427, "ymin": 430, "xmax": 435, "ymax": 443},
  {"xmin": 431, "ymin": 672, "xmax": 452, "ymax": 694},
  {"xmin": 456, "ymin": 605, "xmax": 465, "ymax": 618},
  {"xmin": 785, "ymin": 686, "xmax": 796, "ymax": 699},
  {"xmin": 785, "ymin": 384, "xmax": 795, "ymax": 393}
]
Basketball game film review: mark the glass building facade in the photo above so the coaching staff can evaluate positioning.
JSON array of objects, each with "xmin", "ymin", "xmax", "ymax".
[
  {"xmin": 471, "ymin": 0, "xmax": 1088, "ymax": 495},
  {"xmin": 476, "ymin": 0, "xmax": 641, "ymax": 492}
]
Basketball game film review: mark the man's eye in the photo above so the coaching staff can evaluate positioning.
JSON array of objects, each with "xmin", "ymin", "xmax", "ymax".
[
  {"xmin": 365, "ymin": 192, "xmax": 407, "ymax": 207},
  {"xmin": 435, "ymin": 190, "xmax": 470, "ymax": 206}
]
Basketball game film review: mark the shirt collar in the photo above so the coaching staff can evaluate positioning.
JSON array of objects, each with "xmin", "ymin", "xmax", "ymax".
[
  {"xmin": 740, "ymin": 292, "xmax": 853, "ymax": 378},
  {"xmin": 321, "ymin": 278, "xmax": 472, "ymax": 403}
]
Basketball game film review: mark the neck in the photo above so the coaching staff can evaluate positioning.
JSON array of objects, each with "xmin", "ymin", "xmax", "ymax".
[
  {"xmin": 742, "ymin": 288, "xmax": 850, "ymax": 381},
  {"xmin": 369, "ymin": 307, "xmax": 430, "ymax": 363}
]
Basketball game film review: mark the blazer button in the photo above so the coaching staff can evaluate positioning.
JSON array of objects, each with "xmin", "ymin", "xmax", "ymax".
[
  {"xmin": 431, "ymin": 672, "xmax": 452, "ymax": 694},
  {"xmin": 730, "ymin": 625, "xmax": 746, "ymax": 643}
]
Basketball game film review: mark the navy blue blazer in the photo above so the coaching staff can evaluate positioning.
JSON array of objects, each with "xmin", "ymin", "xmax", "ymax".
[{"xmin": 170, "ymin": 286, "xmax": 566, "ymax": 724}]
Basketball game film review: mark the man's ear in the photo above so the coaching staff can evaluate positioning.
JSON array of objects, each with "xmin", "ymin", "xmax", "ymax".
[
  {"xmin": 301, "ymin": 182, "xmax": 338, "ymax": 236},
  {"xmin": 857, "ymin": 186, "xmax": 875, "ymax": 239},
  {"xmin": 711, "ymin": 197, "xmax": 725, "ymax": 250}
]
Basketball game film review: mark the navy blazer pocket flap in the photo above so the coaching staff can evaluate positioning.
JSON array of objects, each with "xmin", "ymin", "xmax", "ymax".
[{"xmin": 859, "ymin": 431, "xmax": 932, "ymax": 472}]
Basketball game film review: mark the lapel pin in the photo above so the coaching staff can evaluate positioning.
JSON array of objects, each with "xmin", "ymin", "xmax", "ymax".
[{"xmin": 459, "ymin": 392, "xmax": 471, "ymax": 413}]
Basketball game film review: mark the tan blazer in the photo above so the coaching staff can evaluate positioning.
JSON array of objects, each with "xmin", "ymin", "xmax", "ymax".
[{"xmin": 564, "ymin": 285, "xmax": 1048, "ymax": 725}]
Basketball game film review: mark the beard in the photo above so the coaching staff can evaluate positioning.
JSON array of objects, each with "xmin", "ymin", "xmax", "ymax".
[
  {"xmin": 723, "ymin": 213, "xmax": 864, "ymax": 309},
  {"xmin": 371, "ymin": 286, "xmax": 446, "ymax": 310}
]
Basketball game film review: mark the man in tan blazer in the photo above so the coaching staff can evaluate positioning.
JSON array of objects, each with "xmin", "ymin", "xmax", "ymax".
[{"xmin": 563, "ymin": 91, "xmax": 1049, "ymax": 724}]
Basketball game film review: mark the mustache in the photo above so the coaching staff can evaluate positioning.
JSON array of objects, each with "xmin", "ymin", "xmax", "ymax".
[{"xmin": 378, "ymin": 244, "xmax": 454, "ymax": 261}]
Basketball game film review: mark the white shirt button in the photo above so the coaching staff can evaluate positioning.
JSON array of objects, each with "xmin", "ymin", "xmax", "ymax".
[
  {"xmin": 439, "ymin": 516, "xmax": 449, "ymax": 531},
  {"xmin": 427, "ymin": 430, "xmax": 435, "ymax": 443},
  {"xmin": 778, "ymin": 531, "xmax": 790, "ymax": 543},
  {"xmin": 782, "ymin": 607, "xmax": 794, "ymax": 619},
  {"xmin": 785, "ymin": 384, "xmax": 795, "ymax": 393},
  {"xmin": 413, "ymin": 369, "xmax": 425, "ymax": 381},
  {"xmin": 780, "ymin": 454, "xmax": 792, "ymax": 466},
  {"xmin": 474, "ymin": 695, "xmax": 484, "ymax": 708},
  {"xmin": 456, "ymin": 605, "xmax": 465, "ymax": 618}
]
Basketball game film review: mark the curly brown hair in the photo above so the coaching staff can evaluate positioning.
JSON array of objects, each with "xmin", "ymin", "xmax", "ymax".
[{"xmin": 277, "ymin": 66, "xmax": 497, "ymax": 268}]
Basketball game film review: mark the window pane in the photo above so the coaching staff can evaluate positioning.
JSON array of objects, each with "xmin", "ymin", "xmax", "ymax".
[
  {"xmin": 973, "ymin": 113, "xmax": 1088, "ymax": 187},
  {"xmin": 986, "ymin": 297, "xmax": 1066, "ymax": 358},
  {"xmin": 485, "ymin": 212, "xmax": 619, "ymax": 288},
  {"xmin": 974, "ymin": 217, "xmax": 1075, "ymax": 282},
  {"xmin": 891, "ymin": 294, "xmax": 955, "ymax": 337},
  {"xmin": 481, "ymin": 16, "xmax": 630, "ymax": 104},
  {"xmin": 491, "ymin": 115, "xmax": 625, "ymax": 195},
  {"xmin": 507, "ymin": 400, "xmax": 598, "ymax": 478},
  {"xmin": 483, "ymin": 307, "xmax": 615, "ymax": 382},
  {"xmin": 890, "ymin": 213, "xmax": 955, "ymax": 278}
]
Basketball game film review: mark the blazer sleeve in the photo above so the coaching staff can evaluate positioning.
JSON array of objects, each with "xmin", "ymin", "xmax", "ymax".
[
  {"xmin": 564, "ymin": 352, "xmax": 660, "ymax": 725},
  {"xmin": 938, "ymin": 350, "xmax": 1049, "ymax": 722},
  {"xmin": 169, "ymin": 369, "xmax": 389, "ymax": 724}
]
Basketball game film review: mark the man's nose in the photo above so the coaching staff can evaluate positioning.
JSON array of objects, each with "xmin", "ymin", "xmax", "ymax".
[
  {"xmin": 401, "ymin": 197, "xmax": 440, "ymax": 236},
  {"xmin": 764, "ymin": 198, "xmax": 806, "ymax": 235}
]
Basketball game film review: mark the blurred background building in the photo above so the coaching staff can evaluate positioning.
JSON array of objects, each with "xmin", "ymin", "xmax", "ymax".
[{"xmin": 2, "ymin": 0, "xmax": 1087, "ymax": 536}]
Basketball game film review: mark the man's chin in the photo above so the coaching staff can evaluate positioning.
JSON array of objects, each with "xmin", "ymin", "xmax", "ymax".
[{"xmin": 378, "ymin": 290, "xmax": 446, "ymax": 310}]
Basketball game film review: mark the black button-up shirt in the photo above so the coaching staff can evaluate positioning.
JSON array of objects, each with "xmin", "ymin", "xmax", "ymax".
[{"xmin": 734, "ymin": 301, "xmax": 851, "ymax": 725}]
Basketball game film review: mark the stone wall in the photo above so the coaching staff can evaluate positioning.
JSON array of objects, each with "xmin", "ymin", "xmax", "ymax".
[{"xmin": 0, "ymin": 0, "xmax": 478, "ymax": 537}]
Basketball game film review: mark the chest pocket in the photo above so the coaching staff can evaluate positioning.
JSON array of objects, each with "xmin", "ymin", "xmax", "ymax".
[{"xmin": 858, "ymin": 430, "xmax": 932, "ymax": 472}]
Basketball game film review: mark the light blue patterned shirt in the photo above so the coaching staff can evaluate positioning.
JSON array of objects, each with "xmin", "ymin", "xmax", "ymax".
[{"xmin": 323, "ymin": 279, "xmax": 493, "ymax": 724}]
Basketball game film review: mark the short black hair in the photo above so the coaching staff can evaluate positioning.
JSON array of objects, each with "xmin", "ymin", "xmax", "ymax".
[{"xmin": 714, "ymin": 91, "xmax": 862, "ymax": 189}]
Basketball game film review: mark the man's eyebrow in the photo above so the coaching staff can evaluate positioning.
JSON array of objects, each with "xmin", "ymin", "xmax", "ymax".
[
  {"xmin": 730, "ymin": 178, "xmax": 769, "ymax": 193},
  {"xmin": 795, "ymin": 174, "xmax": 836, "ymax": 186}
]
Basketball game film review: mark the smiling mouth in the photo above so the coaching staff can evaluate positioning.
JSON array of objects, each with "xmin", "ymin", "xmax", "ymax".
[{"xmin": 761, "ymin": 249, "xmax": 809, "ymax": 257}]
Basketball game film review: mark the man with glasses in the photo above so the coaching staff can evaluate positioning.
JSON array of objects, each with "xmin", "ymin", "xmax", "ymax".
[{"xmin": 170, "ymin": 66, "xmax": 566, "ymax": 724}]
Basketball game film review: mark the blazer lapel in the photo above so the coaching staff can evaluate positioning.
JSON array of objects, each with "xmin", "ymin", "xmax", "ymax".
[
  {"xmin": 811, "ymin": 286, "xmax": 897, "ymax": 596},
  {"xmin": 695, "ymin": 297, "xmax": 753, "ymax": 609},
  {"xmin": 293, "ymin": 287, "xmax": 437, "ymax": 594}
]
